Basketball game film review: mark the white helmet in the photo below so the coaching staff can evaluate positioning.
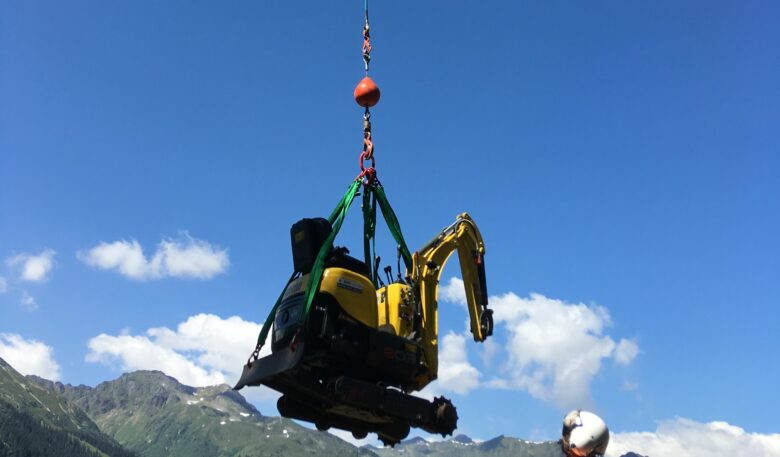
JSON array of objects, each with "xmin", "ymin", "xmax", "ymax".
[{"xmin": 561, "ymin": 410, "xmax": 609, "ymax": 457}]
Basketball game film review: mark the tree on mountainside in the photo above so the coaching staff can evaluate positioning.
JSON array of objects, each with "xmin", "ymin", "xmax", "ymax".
[{"xmin": 0, "ymin": 399, "xmax": 136, "ymax": 457}]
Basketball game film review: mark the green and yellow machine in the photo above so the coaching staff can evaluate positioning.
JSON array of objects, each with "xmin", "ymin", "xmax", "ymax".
[{"xmin": 235, "ymin": 182, "xmax": 493, "ymax": 446}]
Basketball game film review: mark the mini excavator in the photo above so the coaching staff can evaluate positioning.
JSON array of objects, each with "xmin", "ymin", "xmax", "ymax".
[
  {"xmin": 235, "ymin": 212, "xmax": 493, "ymax": 445},
  {"xmin": 234, "ymin": 1, "xmax": 493, "ymax": 446}
]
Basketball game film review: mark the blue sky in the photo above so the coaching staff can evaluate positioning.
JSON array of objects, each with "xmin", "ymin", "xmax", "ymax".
[{"xmin": 1, "ymin": 0, "xmax": 778, "ymax": 452}]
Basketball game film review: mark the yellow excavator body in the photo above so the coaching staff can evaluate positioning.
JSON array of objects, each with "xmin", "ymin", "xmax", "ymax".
[
  {"xmin": 281, "ymin": 268, "xmax": 379, "ymax": 331},
  {"xmin": 320, "ymin": 267, "xmax": 378, "ymax": 328}
]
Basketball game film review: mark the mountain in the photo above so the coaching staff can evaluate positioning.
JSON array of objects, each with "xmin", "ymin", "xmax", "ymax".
[
  {"xmin": 0, "ymin": 357, "xmax": 136, "ymax": 457},
  {"xmin": 15, "ymin": 362, "xmax": 642, "ymax": 457},
  {"xmin": 32, "ymin": 370, "xmax": 376, "ymax": 457},
  {"xmin": 370, "ymin": 434, "xmax": 563, "ymax": 457},
  {"xmin": 450, "ymin": 434, "xmax": 475, "ymax": 444}
]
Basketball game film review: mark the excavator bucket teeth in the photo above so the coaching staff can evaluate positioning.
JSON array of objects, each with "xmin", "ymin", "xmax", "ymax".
[{"xmin": 233, "ymin": 343, "xmax": 305, "ymax": 391}]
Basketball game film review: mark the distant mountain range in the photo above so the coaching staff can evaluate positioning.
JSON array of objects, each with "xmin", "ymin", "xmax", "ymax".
[
  {"xmin": 370, "ymin": 434, "xmax": 564, "ymax": 457},
  {"xmin": 0, "ymin": 356, "xmax": 642, "ymax": 457}
]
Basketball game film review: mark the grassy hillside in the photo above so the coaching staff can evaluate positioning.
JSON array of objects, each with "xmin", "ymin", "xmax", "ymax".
[
  {"xmin": 0, "ymin": 357, "xmax": 136, "ymax": 457},
  {"xmin": 35, "ymin": 370, "xmax": 375, "ymax": 457}
]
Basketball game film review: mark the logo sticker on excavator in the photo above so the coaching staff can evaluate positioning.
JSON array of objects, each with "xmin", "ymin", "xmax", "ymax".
[
  {"xmin": 282, "ymin": 277, "xmax": 308, "ymax": 300},
  {"xmin": 337, "ymin": 277, "xmax": 364, "ymax": 294}
]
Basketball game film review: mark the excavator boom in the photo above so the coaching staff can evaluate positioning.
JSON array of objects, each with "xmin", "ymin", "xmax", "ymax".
[{"xmin": 409, "ymin": 212, "xmax": 493, "ymax": 388}]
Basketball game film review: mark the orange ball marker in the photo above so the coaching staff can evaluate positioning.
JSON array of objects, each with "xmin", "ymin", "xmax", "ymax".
[{"xmin": 354, "ymin": 76, "xmax": 381, "ymax": 107}]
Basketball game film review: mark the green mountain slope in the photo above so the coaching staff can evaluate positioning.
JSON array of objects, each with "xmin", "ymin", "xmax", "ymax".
[
  {"xmin": 0, "ymin": 357, "xmax": 136, "ymax": 457},
  {"xmin": 34, "ymin": 370, "xmax": 376, "ymax": 457}
]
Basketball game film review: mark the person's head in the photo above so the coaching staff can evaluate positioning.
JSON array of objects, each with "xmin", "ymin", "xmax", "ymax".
[{"xmin": 560, "ymin": 410, "xmax": 609, "ymax": 457}]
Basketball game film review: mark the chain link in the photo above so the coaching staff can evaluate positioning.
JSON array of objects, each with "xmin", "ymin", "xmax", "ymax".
[
  {"xmin": 357, "ymin": 2, "xmax": 376, "ymax": 184},
  {"xmin": 362, "ymin": 12, "xmax": 371, "ymax": 73},
  {"xmin": 362, "ymin": 110, "xmax": 374, "ymax": 161},
  {"xmin": 247, "ymin": 345, "xmax": 261, "ymax": 366}
]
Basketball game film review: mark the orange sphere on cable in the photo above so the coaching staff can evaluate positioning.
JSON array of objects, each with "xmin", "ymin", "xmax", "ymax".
[{"xmin": 354, "ymin": 76, "xmax": 381, "ymax": 107}]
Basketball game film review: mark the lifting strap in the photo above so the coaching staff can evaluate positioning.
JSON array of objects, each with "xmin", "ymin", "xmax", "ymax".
[
  {"xmin": 300, "ymin": 179, "xmax": 412, "ymax": 324},
  {"xmin": 362, "ymin": 182, "xmax": 413, "ymax": 285},
  {"xmin": 249, "ymin": 180, "xmax": 360, "ymax": 361},
  {"xmin": 300, "ymin": 179, "xmax": 362, "ymax": 325},
  {"xmin": 372, "ymin": 182, "xmax": 413, "ymax": 271},
  {"xmin": 248, "ymin": 270, "xmax": 296, "ymax": 362},
  {"xmin": 362, "ymin": 185, "xmax": 378, "ymax": 285},
  {"xmin": 248, "ymin": 178, "xmax": 413, "ymax": 360}
]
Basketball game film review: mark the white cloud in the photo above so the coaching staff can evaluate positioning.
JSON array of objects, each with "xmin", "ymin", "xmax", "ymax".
[
  {"xmin": 6, "ymin": 249, "xmax": 56, "ymax": 282},
  {"xmin": 144, "ymin": 313, "xmax": 268, "ymax": 378},
  {"xmin": 437, "ymin": 331, "xmax": 481, "ymax": 395},
  {"xmin": 621, "ymin": 380, "xmax": 639, "ymax": 392},
  {"xmin": 0, "ymin": 333, "xmax": 61, "ymax": 381},
  {"xmin": 0, "ymin": 276, "xmax": 7, "ymax": 294},
  {"xmin": 614, "ymin": 339, "xmax": 639, "ymax": 365},
  {"xmin": 607, "ymin": 418, "xmax": 780, "ymax": 457},
  {"xmin": 87, "ymin": 333, "xmax": 226, "ymax": 386},
  {"xmin": 86, "ymin": 313, "xmax": 269, "ymax": 388},
  {"xmin": 78, "ymin": 232, "xmax": 229, "ymax": 280},
  {"xmin": 439, "ymin": 278, "xmax": 639, "ymax": 409},
  {"xmin": 440, "ymin": 277, "xmax": 468, "ymax": 307},
  {"xmin": 487, "ymin": 292, "xmax": 621, "ymax": 409},
  {"xmin": 21, "ymin": 291, "xmax": 38, "ymax": 311},
  {"xmin": 479, "ymin": 337, "xmax": 500, "ymax": 366}
]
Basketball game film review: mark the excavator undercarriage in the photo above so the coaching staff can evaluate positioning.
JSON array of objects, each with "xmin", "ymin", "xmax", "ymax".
[
  {"xmin": 240, "ymin": 341, "xmax": 457, "ymax": 446},
  {"xmin": 235, "ymin": 271, "xmax": 458, "ymax": 445}
]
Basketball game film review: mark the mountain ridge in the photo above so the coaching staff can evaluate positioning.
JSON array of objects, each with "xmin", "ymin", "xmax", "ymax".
[
  {"xmin": 3, "ymin": 357, "xmax": 644, "ymax": 457},
  {"xmin": 29, "ymin": 368, "xmax": 375, "ymax": 457}
]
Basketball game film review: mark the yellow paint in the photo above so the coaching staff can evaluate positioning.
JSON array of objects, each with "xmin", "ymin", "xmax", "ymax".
[
  {"xmin": 376, "ymin": 283, "xmax": 415, "ymax": 337},
  {"xmin": 319, "ymin": 267, "xmax": 378, "ymax": 328}
]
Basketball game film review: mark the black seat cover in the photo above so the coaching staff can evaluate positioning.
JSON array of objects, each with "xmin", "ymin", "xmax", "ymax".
[{"xmin": 325, "ymin": 247, "xmax": 371, "ymax": 279}]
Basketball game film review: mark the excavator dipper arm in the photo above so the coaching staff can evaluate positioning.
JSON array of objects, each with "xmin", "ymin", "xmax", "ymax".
[{"xmin": 410, "ymin": 213, "xmax": 493, "ymax": 387}]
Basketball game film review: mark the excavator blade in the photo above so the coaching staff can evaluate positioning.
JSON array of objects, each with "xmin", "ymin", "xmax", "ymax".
[{"xmin": 233, "ymin": 343, "xmax": 305, "ymax": 391}]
